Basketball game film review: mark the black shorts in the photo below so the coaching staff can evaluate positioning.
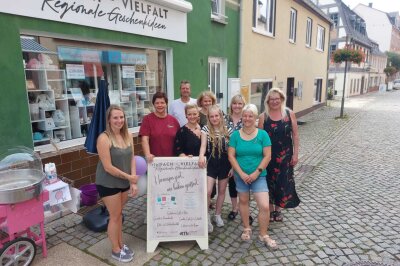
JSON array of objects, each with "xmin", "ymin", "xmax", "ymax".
[
  {"xmin": 96, "ymin": 185, "xmax": 130, "ymax": 198},
  {"xmin": 207, "ymin": 154, "xmax": 231, "ymax": 180}
]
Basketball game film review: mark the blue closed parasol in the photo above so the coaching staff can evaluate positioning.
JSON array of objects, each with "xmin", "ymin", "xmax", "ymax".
[{"xmin": 84, "ymin": 78, "xmax": 110, "ymax": 154}]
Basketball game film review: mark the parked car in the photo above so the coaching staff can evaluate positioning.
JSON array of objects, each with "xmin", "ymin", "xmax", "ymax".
[{"xmin": 393, "ymin": 79, "xmax": 400, "ymax": 90}]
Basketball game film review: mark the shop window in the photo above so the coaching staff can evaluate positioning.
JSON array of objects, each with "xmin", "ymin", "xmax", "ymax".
[
  {"xmin": 253, "ymin": 0, "xmax": 276, "ymax": 36},
  {"xmin": 250, "ymin": 81, "xmax": 273, "ymax": 113},
  {"xmin": 22, "ymin": 35, "xmax": 167, "ymax": 148}
]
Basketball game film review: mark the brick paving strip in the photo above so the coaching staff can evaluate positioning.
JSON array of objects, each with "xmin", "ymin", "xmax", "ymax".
[{"xmin": 36, "ymin": 92, "xmax": 400, "ymax": 266}]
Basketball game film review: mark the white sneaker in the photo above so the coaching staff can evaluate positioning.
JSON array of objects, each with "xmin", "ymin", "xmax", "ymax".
[
  {"xmin": 208, "ymin": 215, "xmax": 214, "ymax": 233},
  {"xmin": 214, "ymin": 214, "xmax": 224, "ymax": 227}
]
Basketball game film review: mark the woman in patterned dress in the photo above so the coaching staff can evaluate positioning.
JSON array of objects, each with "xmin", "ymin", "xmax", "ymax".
[{"xmin": 258, "ymin": 88, "xmax": 300, "ymax": 222}]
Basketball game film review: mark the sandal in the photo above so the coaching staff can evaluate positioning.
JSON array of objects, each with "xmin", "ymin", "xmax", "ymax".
[
  {"xmin": 258, "ymin": 234, "xmax": 278, "ymax": 250},
  {"xmin": 274, "ymin": 210, "xmax": 283, "ymax": 222},
  {"xmin": 228, "ymin": 211, "xmax": 238, "ymax": 220},
  {"xmin": 269, "ymin": 211, "xmax": 276, "ymax": 222},
  {"xmin": 241, "ymin": 228, "xmax": 252, "ymax": 241}
]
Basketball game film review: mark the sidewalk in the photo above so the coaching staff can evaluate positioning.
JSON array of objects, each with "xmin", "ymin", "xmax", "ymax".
[{"xmin": 33, "ymin": 90, "xmax": 400, "ymax": 266}]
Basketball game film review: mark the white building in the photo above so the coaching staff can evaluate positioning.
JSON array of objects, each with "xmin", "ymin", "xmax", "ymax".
[{"xmin": 353, "ymin": 4, "xmax": 400, "ymax": 53}]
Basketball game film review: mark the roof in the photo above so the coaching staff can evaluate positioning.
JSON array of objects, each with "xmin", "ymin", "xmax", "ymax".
[
  {"xmin": 296, "ymin": 0, "xmax": 333, "ymax": 24},
  {"xmin": 340, "ymin": 1, "xmax": 373, "ymax": 48}
]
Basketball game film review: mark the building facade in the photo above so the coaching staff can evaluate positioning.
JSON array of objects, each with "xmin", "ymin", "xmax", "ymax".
[
  {"xmin": 0, "ymin": 0, "xmax": 240, "ymax": 187},
  {"xmin": 313, "ymin": 0, "xmax": 381, "ymax": 98},
  {"xmin": 239, "ymin": 0, "xmax": 332, "ymax": 115},
  {"xmin": 354, "ymin": 4, "xmax": 400, "ymax": 54}
]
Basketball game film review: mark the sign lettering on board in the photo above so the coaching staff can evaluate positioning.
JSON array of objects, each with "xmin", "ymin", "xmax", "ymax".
[
  {"xmin": 146, "ymin": 157, "xmax": 208, "ymax": 252},
  {"xmin": 0, "ymin": 0, "xmax": 190, "ymax": 42}
]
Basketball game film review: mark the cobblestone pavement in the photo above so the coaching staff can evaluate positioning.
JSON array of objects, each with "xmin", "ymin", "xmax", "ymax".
[{"xmin": 41, "ymin": 91, "xmax": 400, "ymax": 265}]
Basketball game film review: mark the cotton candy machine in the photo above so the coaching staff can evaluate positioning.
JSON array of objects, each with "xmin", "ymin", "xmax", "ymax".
[{"xmin": 0, "ymin": 146, "xmax": 48, "ymax": 265}]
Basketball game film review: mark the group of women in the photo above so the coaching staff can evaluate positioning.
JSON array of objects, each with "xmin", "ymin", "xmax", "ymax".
[{"xmin": 95, "ymin": 88, "xmax": 300, "ymax": 262}]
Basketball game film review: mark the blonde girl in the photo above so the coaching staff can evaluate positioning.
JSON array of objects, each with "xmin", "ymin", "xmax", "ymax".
[
  {"xmin": 199, "ymin": 105, "xmax": 232, "ymax": 233},
  {"xmin": 96, "ymin": 105, "xmax": 138, "ymax": 263}
]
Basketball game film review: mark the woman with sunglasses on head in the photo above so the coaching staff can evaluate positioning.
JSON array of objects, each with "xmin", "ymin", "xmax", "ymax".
[{"xmin": 258, "ymin": 88, "xmax": 300, "ymax": 223}]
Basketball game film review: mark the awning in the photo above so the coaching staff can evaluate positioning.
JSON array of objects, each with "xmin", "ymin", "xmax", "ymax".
[{"xmin": 20, "ymin": 37, "xmax": 57, "ymax": 54}]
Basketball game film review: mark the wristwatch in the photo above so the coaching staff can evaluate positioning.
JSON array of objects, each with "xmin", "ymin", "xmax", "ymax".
[{"xmin": 257, "ymin": 168, "xmax": 263, "ymax": 173}]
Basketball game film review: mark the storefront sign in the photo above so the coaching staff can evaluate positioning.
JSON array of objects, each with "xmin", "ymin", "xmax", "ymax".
[
  {"xmin": 66, "ymin": 64, "xmax": 85, "ymax": 80},
  {"xmin": 122, "ymin": 66, "xmax": 135, "ymax": 78},
  {"xmin": 0, "ymin": 0, "xmax": 190, "ymax": 42},
  {"xmin": 147, "ymin": 157, "xmax": 208, "ymax": 252}
]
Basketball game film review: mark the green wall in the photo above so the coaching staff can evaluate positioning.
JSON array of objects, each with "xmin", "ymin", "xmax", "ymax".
[{"xmin": 0, "ymin": 1, "xmax": 239, "ymax": 151}]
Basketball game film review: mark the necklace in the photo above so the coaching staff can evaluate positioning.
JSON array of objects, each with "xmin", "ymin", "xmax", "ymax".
[
  {"xmin": 242, "ymin": 127, "xmax": 257, "ymax": 135},
  {"xmin": 187, "ymin": 124, "xmax": 200, "ymax": 131}
]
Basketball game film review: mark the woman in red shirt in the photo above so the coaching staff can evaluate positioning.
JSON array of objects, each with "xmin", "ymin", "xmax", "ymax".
[{"xmin": 139, "ymin": 92, "xmax": 180, "ymax": 163}]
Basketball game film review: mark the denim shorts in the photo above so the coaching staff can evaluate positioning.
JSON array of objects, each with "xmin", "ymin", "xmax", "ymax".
[{"xmin": 234, "ymin": 173, "xmax": 269, "ymax": 193}]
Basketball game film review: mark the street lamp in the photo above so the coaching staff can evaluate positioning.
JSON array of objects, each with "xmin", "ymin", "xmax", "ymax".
[
  {"xmin": 340, "ymin": 37, "xmax": 353, "ymax": 118},
  {"xmin": 332, "ymin": 37, "xmax": 363, "ymax": 118},
  {"xmin": 340, "ymin": 59, "xmax": 348, "ymax": 118}
]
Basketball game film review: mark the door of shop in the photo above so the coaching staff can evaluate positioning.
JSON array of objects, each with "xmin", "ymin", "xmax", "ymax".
[
  {"xmin": 208, "ymin": 57, "xmax": 227, "ymax": 112},
  {"xmin": 286, "ymin": 77, "xmax": 294, "ymax": 110}
]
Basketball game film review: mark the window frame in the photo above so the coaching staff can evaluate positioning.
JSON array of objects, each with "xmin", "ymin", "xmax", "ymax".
[
  {"xmin": 306, "ymin": 17, "xmax": 313, "ymax": 47},
  {"xmin": 316, "ymin": 25, "xmax": 325, "ymax": 51},
  {"xmin": 289, "ymin": 8, "xmax": 297, "ymax": 43},
  {"xmin": 211, "ymin": 0, "xmax": 227, "ymax": 23},
  {"xmin": 252, "ymin": 0, "xmax": 276, "ymax": 37}
]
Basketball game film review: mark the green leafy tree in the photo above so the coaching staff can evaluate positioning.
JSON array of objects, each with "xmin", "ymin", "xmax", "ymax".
[
  {"xmin": 384, "ymin": 66, "xmax": 397, "ymax": 77},
  {"xmin": 386, "ymin": 51, "xmax": 400, "ymax": 70}
]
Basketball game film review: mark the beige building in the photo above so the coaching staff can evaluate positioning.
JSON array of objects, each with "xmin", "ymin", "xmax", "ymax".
[{"xmin": 239, "ymin": 0, "xmax": 331, "ymax": 115}]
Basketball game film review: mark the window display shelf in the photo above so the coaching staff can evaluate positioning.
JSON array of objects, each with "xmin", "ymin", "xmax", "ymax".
[
  {"xmin": 24, "ymin": 57, "xmax": 71, "ymax": 146},
  {"xmin": 33, "ymin": 137, "xmax": 50, "ymax": 143}
]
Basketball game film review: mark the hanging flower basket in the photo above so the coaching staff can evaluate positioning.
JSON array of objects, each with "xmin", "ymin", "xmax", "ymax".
[{"xmin": 332, "ymin": 48, "xmax": 365, "ymax": 64}]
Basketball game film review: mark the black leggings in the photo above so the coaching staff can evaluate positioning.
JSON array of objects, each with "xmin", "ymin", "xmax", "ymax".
[{"xmin": 228, "ymin": 177, "xmax": 237, "ymax": 198}]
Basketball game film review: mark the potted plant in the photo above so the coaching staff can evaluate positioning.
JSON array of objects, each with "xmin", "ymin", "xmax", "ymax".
[{"xmin": 332, "ymin": 47, "xmax": 365, "ymax": 118}]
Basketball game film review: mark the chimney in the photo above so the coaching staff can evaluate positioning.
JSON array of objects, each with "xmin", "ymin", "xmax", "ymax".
[{"xmin": 368, "ymin": 3, "xmax": 372, "ymax": 8}]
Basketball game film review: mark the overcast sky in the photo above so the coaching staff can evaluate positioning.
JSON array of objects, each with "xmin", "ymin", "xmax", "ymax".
[{"xmin": 341, "ymin": 0, "xmax": 400, "ymax": 13}]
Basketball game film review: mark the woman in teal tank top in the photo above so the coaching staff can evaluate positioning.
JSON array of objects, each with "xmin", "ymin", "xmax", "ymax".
[{"xmin": 96, "ymin": 105, "xmax": 138, "ymax": 263}]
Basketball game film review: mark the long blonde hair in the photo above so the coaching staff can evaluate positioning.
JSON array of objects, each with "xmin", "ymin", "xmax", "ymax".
[
  {"xmin": 264, "ymin": 88, "xmax": 288, "ymax": 119},
  {"xmin": 105, "ymin": 105, "xmax": 131, "ymax": 147},
  {"xmin": 207, "ymin": 105, "xmax": 229, "ymax": 158}
]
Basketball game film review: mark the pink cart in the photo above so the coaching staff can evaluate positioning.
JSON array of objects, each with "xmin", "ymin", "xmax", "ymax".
[
  {"xmin": 0, "ymin": 147, "xmax": 49, "ymax": 265},
  {"xmin": 0, "ymin": 190, "xmax": 49, "ymax": 265}
]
